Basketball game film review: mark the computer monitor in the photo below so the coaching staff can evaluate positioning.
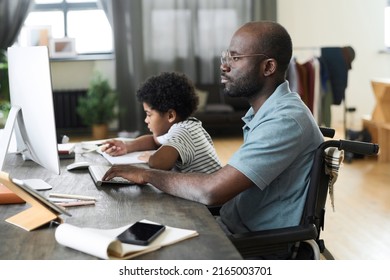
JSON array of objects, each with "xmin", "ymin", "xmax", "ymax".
[
  {"xmin": 0, "ymin": 46, "xmax": 60, "ymax": 175},
  {"xmin": 0, "ymin": 46, "xmax": 70, "ymax": 231}
]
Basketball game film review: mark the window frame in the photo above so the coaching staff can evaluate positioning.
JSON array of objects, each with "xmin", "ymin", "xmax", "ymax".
[
  {"xmin": 385, "ymin": 3, "xmax": 390, "ymax": 50},
  {"xmin": 33, "ymin": 1, "xmax": 99, "ymax": 37},
  {"xmin": 29, "ymin": 0, "xmax": 114, "ymax": 60}
]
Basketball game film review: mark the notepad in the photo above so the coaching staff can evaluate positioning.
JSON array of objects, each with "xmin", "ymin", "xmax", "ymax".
[
  {"xmin": 54, "ymin": 219, "xmax": 199, "ymax": 259},
  {"xmin": 98, "ymin": 150, "xmax": 155, "ymax": 165}
]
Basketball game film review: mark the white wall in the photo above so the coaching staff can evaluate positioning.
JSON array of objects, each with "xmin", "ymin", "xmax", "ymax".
[
  {"xmin": 50, "ymin": 59, "xmax": 116, "ymax": 90},
  {"xmin": 278, "ymin": 0, "xmax": 390, "ymax": 129}
]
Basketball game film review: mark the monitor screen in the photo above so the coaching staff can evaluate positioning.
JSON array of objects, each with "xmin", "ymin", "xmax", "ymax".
[{"xmin": 0, "ymin": 46, "xmax": 60, "ymax": 175}]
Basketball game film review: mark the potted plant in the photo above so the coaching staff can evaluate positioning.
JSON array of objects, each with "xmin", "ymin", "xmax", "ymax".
[{"xmin": 76, "ymin": 72, "xmax": 117, "ymax": 139}]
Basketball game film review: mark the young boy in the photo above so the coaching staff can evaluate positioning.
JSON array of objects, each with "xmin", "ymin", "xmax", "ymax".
[{"xmin": 102, "ymin": 72, "xmax": 222, "ymax": 174}]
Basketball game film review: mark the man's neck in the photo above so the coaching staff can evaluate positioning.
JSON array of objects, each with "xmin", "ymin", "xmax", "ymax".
[{"xmin": 249, "ymin": 80, "xmax": 284, "ymax": 114}]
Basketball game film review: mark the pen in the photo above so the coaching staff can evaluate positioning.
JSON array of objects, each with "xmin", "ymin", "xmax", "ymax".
[
  {"xmin": 49, "ymin": 193, "xmax": 97, "ymax": 201},
  {"xmin": 55, "ymin": 200, "xmax": 96, "ymax": 207},
  {"xmin": 80, "ymin": 143, "xmax": 108, "ymax": 154}
]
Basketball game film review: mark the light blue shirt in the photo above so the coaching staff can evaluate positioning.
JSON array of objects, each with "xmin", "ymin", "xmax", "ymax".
[{"xmin": 220, "ymin": 81, "xmax": 323, "ymax": 233}]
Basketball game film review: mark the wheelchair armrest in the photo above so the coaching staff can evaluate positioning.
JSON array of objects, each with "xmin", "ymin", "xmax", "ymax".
[
  {"xmin": 229, "ymin": 224, "xmax": 318, "ymax": 258},
  {"xmin": 230, "ymin": 223, "xmax": 318, "ymax": 245},
  {"xmin": 319, "ymin": 127, "xmax": 335, "ymax": 138}
]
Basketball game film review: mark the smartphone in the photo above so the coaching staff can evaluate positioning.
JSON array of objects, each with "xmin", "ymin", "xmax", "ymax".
[{"xmin": 117, "ymin": 221, "xmax": 166, "ymax": 246}]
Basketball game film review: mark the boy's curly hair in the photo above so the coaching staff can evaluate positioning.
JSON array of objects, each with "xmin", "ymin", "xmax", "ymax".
[{"xmin": 136, "ymin": 72, "xmax": 199, "ymax": 120}]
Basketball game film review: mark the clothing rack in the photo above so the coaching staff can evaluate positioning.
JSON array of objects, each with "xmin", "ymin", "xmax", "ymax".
[
  {"xmin": 292, "ymin": 47, "xmax": 321, "ymax": 62},
  {"xmin": 289, "ymin": 46, "xmax": 355, "ymax": 138},
  {"xmin": 293, "ymin": 46, "xmax": 320, "ymax": 50}
]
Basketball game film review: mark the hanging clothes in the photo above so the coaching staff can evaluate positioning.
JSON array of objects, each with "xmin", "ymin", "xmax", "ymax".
[
  {"xmin": 287, "ymin": 46, "xmax": 355, "ymax": 127},
  {"xmin": 320, "ymin": 46, "xmax": 355, "ymax": 105},
  {"xmin": 318, "ymin": 57, "xmax": 333, "ymax": 127},
  {"xmin": 287, "ymin": 56, "xmax": 321, "ymax": 123}
]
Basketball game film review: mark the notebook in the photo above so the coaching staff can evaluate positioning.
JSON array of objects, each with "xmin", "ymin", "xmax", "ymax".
[
  {"xmin": 88, "ymin": 165, "xmax": 134, "ymax": 187},
  {"xmin": 98, "ymin": 149, "xmax": 155, "ymax": 165}
]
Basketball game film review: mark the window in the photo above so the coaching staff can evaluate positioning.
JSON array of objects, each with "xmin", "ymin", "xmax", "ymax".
[
  {"xmin": 150, "ymin": 10, "xmax": 191, "ymax": 61},
  {"xmin": 385, "ymin": 1, "xmax": 390, "ymax": 48},
  {"xmin": 17, "ymin": 0, "xmax": 113, "ymax": 56},
  {"xmin": 149, "ymin": 8, "xmax": 237, "ymax": 62},
  {"xmin": 146, "ymin": 7, "xmax": 238, "ymax": 81},
  {"xmin": 197, "ymin": 9, "xmax": 238, "ymax": 62}
]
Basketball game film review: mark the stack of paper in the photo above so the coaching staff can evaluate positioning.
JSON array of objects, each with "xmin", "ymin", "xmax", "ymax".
[
  {"xmin": 58, "ymin": 143, "xmax": 75, "ymax": 154},
  {"xmin": 58, "ymin": 143, "xmax": 76, "ymax": 159},
  {"xmin": 55, "ymin": 220, "xmax": 198, "ymax": 259}
]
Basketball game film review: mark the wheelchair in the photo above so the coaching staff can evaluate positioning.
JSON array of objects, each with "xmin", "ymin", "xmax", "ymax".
[{"xmin": 210, "ymin": 127, "xmax": 379, "ymax": 260}]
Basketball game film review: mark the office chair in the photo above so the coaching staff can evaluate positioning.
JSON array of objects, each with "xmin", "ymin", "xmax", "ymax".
[{"xmin": 210, "ymin": 127, "xmax": 379, "ymax": 260}]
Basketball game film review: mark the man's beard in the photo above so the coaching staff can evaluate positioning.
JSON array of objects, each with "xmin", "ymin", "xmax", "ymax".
[{"xmin": 223, "ymin": 75, "xmax": 262, "ymax": 99}]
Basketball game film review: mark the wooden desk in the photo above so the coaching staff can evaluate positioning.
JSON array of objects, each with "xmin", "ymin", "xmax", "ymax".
[
  {"xmin": 371, "ymin": 79, "xmax": 390, "ymax": 123},
  {"xmin": 0, "ymin": 151, "xmax": 242, "ymax": 260}
]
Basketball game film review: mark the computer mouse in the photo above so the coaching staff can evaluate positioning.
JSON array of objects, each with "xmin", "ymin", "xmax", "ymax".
[{"xmin": 66, "ymin": 161, "xmax": 91, "ymax": 171}]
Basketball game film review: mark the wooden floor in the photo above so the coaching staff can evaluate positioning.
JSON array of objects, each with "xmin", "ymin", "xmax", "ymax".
[{"xmin": 212, "ymin": 134, "xmax": 390, "ymax": 260}]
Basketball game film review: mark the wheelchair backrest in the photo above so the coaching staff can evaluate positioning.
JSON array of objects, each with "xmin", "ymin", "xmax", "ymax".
[{"xmin": 301, "ymin": 132, "xmax": 379, "ymax": 241}]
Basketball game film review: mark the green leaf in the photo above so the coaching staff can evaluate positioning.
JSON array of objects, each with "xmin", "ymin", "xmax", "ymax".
[{"xmin": 76, "ymin": 72, "xmax": 118, "ymax": 126}]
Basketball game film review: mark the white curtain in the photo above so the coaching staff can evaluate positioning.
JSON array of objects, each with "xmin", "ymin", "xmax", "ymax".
[
  {"xmin": 142, "ymin": 0, "xmax": 252, "ymax": 83},
  {"xmin": 100, "ymin": 0, "xmax": 275, "ymax": 132},
  {"xmin": 0, "ymin": 0, "xmax": 32, "ymax": 102},
  {"xmin": 0, "ymin": 0, "xmax": 32, "ymax": 50}
]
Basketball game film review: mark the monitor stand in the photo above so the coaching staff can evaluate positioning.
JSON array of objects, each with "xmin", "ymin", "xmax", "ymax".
[{"xmin": 0, "ymin": 106, "xmax": 20, "ymax": 171}]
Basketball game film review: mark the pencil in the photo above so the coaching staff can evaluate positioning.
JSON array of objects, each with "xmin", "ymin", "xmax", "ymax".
[{"xmin": 49, "ymin": 193, "xmax": 97, "ymax": 201}]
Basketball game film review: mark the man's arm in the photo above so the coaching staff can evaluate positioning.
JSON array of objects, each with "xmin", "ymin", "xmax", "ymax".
[{"xmin": 103, "ymin": 164, "xmax": 254, "ymax": 206}]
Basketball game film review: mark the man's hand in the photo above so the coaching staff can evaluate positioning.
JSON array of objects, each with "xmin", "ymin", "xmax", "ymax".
[{"xmin": 103, "ymin": 164, "xmax": 148, "ymax": 185}]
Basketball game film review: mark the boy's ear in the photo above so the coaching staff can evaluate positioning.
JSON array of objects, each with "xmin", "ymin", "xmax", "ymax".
[{"xmin": 167, "ymin": 109, "xmax": 177, "ymax": 123}]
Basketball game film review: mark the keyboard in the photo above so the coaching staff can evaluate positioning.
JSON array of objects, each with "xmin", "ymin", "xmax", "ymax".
[{"xmin": 88, "ymin": 165, "xmax": 133, "ymax": 187}]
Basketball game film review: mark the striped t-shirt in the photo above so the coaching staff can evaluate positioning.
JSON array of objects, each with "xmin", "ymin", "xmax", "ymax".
[{"xmin": 156, "ymin": 117, "xmax": 222, "ymax": 173}]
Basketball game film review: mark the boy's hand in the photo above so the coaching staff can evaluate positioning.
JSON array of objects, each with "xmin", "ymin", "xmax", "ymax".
[
  {"xmin": 101, "ymin": 139, "xmax": 127, "ymax": 156},
  {"xmin": 137, "ymin": 151, "xmax": 154, "ymax": 162}
]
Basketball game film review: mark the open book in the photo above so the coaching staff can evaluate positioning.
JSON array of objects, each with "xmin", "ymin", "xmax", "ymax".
[{"xmin": 55, "ymin": 220, "xmax": 198, "ymax": 259}]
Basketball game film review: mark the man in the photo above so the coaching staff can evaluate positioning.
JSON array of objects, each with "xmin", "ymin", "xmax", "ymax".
[{"xmin": 103, "ymin": 21, "xmax": 323, "ymax": 235}]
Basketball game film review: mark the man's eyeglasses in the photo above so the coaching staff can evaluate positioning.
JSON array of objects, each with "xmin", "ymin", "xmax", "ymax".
[{"xmin": 220, "ymin": 50, "xmax": 269, "ymax": 67}]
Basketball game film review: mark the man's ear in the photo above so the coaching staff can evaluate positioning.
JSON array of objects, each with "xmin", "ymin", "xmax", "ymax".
[
  {"xmin": 167, "ymin": 109, "xmax": 177, "ymax": 123},
  {"xmin": 263, "ymin": 58, "xmax": 277, "ymax": 76}
]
